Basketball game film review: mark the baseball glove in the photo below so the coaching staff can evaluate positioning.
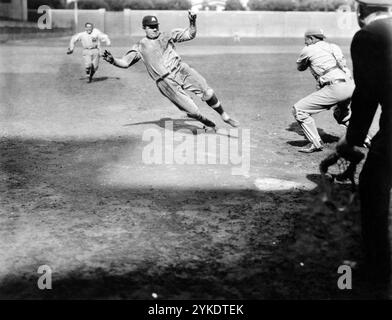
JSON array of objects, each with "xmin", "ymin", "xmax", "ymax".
[
  {"xmin": 102, "ymin": 49, "xmax": 114, "ymax": 64},
  {"xmin": 333, "ymin": 104, "xmax": 351, "ymax": 126}
]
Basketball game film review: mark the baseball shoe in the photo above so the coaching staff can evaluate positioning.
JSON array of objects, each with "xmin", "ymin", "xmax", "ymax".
[
  {"xmin": 187, "ymin": 113, "xmax": 216, "ymax": 128},
  {"xmin": 88, "ymin": 71, "xmax": 94, "ymax": 83},
  {"xmin": 223, "ymin": 117, "xmax": 240, "ymax": 128},
  {"xmin": 298, "ymin": 143, "xmax": 323, "ymax": 153},
  {"xmin": 203, "ymin": 126, "xmax": 218, "ymax": 133}
]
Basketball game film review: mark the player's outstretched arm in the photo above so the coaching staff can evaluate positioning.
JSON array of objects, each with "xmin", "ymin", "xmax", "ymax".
[
  {"xmin": 103, "ymin": 49, "xmax": 140, "ymax": 68},
  {"xmin": 68, "ymin": 33, "xmax": 80, "ymax": 54}
]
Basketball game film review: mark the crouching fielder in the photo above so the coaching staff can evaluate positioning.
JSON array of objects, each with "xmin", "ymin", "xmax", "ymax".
[
  {"xmin": 293, "ymin": 29, "xmax": 355, "ymax": 153},
  {"xmin": 67, "ymin": 22, "xmax": 111, "ymax": 83},
  {"xmin": 102, "ymin": 11, "xmax": 239, "ymax": 129}
]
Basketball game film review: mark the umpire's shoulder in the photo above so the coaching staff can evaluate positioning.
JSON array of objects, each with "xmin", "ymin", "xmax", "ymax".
[{"xmin": 351, "ymin": 27, "xmax": 376, "ymax": 51}]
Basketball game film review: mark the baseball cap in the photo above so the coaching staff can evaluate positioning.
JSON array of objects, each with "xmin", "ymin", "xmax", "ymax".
[
  {"xmin": 142, "ymin": 15, "xmax": 159, "ymax": 27},
  {"xmin": 304, "ymin": 28, "xmax": 326, "ymax": 39},
  {"xmin": 356, "ymin": 0, "xmax": 392, "ymax": 5}
]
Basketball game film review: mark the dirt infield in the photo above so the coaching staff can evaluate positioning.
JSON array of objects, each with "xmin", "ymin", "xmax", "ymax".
[{"xmin": 0, "ymin": 37, "xmax": 388, "ymax": 299}]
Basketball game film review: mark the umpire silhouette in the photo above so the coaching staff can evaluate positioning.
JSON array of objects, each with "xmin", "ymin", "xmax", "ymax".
[{"xmin": 337, "ymin": 0, "xmax": 392, "ymax": 295}]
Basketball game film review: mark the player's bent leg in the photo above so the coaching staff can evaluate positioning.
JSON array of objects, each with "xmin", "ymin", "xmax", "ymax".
[
  {"xmin": 180, "ymin": 64, "xmax": 239, "ymax": 127},
  {"xmin": 88, "ymin": 65, "xmax": 94, "ymax": 83},
  {"xmin": 91, "ymin": 50, "xmax": 99, "ymax": 79},
  {"xmin": 83, "ymin": 50, "xmax": 93, "ymax": 80},
  {"xmin": 292, "ymin": 106, "xmax": 323, "ymax": 153},
  {"xmin": 156, "ymin": 78, "xmax": 216, "ymax": 128}
]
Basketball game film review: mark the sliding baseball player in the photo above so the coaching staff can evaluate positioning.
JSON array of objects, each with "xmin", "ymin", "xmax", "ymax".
[{"xmin": 102, "ymin": 11, "xmax": 239, "ymax": 129}]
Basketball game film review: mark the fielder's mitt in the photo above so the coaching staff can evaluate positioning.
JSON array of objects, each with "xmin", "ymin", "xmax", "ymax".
[{"xmin": 102, "ymin": 49, "xmax": 114, "ymax": 64}]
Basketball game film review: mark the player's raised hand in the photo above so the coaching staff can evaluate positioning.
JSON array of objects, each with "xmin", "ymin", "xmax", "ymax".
[
  {"xmin": 188, "ymin": 9, "xmax": 197, "ymax": 23},
  {"xmin": 66, "ymin": 48, "xmax": 73, "ymax": 55},
  {"xmin": 102, "ymin": 49, "xmax": 114, "ymax": 64}
]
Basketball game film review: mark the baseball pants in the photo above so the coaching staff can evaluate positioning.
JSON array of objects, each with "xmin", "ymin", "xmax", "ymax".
[
  {"xmin": 155, "ymin": 62, "xmax": 214, "ymax": 117},
  {"xmin": 82, "ymin": 48, "xmax": 100, "ymax": 73},
  {"xmin": 293, "ymin": 80, "xmax": 355, "ymax": 147}
]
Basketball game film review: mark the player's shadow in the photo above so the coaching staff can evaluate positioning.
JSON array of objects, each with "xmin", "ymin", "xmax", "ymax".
[
  {"xmin": 306, "ymin": 173, "xmax": 324, "ymax": 188},
  {"xmin": 78, "ymin": 76, "xmax": 120, "ymax": 82},
  {"xmin": 124, "ymin": 117, "xmax": 237, "ymax": 138},
  {"xmin": 286, "ymin": 122, "xmax": 340, "ymax": 147}
]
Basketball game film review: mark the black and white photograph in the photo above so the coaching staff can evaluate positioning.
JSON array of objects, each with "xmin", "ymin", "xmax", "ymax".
[{"xmin": 0, "ymin": 0, "xmax": 391, "ymax": 305}]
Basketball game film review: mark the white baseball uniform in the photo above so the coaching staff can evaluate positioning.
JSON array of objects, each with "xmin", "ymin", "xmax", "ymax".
[
  {"xmin": 69, "ymin": 28, "xmax": 111, "ymax": 72},
  {"xmin": 293, "ymin": 40, "xmax": 355, "ymax": 148}
]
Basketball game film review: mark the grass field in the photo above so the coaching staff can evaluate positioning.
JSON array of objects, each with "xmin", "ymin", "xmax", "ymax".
[{"xmin": 0, "ymin": 36, "xmax": 387, "ymax": 299}]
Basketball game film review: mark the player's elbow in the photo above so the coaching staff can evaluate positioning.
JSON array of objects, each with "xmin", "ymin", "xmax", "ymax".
[{"xmin": 189, "ymin": 27, "xmax": 197, "ymax": 39}]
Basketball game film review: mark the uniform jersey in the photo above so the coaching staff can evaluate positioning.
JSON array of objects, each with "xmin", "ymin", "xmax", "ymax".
[
  {"xmin": 69, "ymin": 28, "xmax": 111, "ymax": 50},
  {"xmin": 119, "ymin": 26, "xmax": 196, "ymax": 82},
  {"xmin": 297, "ymin": 41, "xmax": 351, "ymax": 85}
]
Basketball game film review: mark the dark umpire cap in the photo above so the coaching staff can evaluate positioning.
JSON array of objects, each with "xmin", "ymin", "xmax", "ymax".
[
  {"xmin": 356, "ymin": 0, "xmax": 392, "ymax": 5},
  {"xmin": 304, "ymin": 28, "xmax": 326, "ymax": 39},
  {"xmin": 142, "ymin": 15, "xmax": 159, "ymax": 27}
]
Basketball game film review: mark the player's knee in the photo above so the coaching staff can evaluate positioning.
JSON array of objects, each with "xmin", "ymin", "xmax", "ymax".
[
  {"xmin": 292, "ymin": 106, "xmax": 301, "ymax": 120},
  {"xmin": 203, "ymin": 88, "xmax": 215, "ymax": 102},
  {"xmin": 206, "ymin": 95, "xmax": 220, "ymax": 109},
  {"xmin": 292, "ymin": 106, "xmax": 308, "ymax": 122}
]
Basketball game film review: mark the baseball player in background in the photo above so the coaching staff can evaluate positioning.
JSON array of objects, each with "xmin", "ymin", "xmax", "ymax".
[
  {"xmin": 67, "ymin": 22, "xmax": 111, "ymax": 83},
  {"xmin": 293, "ymin": 29, "xmax": 355, "ymax": 153},
  {"xmin": 102, "ymin": 11, "xmax": 239, "ymax": 129},
  {"xmin": 336, "ymin": 0, "xmax": 392, "ymax": 293}
]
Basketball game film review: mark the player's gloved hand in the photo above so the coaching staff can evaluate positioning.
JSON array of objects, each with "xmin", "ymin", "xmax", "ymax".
[
  {"xmin": 336, "ymin": 135, "xmax": 364, "ymax": 163},
  {"xmin": 66, "ymin": 48, "xmax": 73, "ymax": 55},
  {"xmin": 102, "ymin": 49, "xmax": 114, "ymax": 64},
  {"xmin": 188, "ymin": 9, "xmax": 197, "ymax": 23}
]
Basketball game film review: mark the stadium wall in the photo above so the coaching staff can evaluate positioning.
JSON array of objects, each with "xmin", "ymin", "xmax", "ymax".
[
  {"xmin": 49, "ymin": 9, "xmax": 360, "ymax": 38},
  {"xmin": 0, "ymin": 0, "xmax": 27, "ymax": 21}
]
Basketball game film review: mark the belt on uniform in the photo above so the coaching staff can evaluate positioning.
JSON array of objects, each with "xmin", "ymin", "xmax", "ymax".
[
  {"xmin": 321, "ymin": 78, "xmax": 346, "ymax": 87},
  {"xmin": 85, "ymin": 47, "xmax": 98, "ymax": 50},
  {"xmin": 156, "ymin": 66, "xmax": 179, "ymax": 82},
  {"xmin": 319, "ymin": 65, "xmax": 340, "ymax": 77}
]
